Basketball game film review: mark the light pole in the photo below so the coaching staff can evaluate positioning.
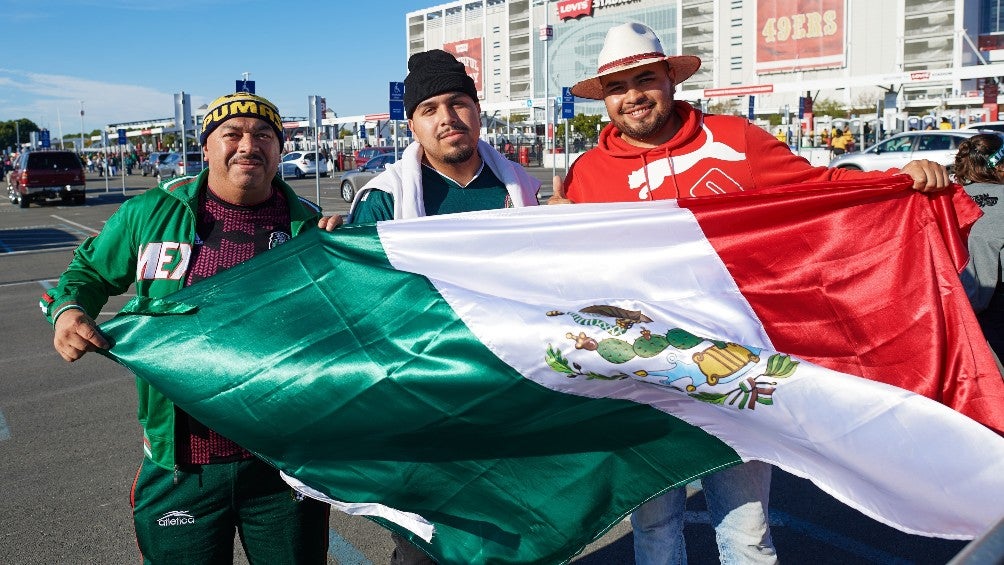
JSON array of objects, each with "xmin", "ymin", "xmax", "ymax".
[{"xmin": 80, "ymin": 101, "xmax": 85, "ymax": 153}]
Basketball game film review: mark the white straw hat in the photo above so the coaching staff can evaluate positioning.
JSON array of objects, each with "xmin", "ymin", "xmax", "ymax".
[{"xmin": 570, "ymin": 22, "xmax": 701, "ymax": 100}]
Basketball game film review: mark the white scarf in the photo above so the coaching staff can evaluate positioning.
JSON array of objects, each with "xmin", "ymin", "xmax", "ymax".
[{"xmin": 348, "ymin": 140, "xmax": 540, "ymax": 220}]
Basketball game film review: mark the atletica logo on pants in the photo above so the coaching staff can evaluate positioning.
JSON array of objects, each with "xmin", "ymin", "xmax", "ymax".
[{"xmin": 157, "ymin": 510, "xmax": 195, "ymax": 526}]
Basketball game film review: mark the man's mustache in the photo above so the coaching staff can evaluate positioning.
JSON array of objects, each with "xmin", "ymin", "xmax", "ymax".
[
  {"xmin": 229, "ymin": 155, "xmax": 265, "ymax": 165},
  {"xmin": 437, "ymin": 125, "xmax": 470, "ymax": 139}
]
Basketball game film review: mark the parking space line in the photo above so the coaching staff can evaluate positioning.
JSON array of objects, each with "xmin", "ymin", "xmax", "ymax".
[
  {"xmin": 50, "ymin": 215, "xmax": 100, "ymax": 236},
  {"xmin": 0, "ymin": 279, "xmax": 54, "ymax": 289},
  {"xmin": 328, "ymin": 530, "xmax": 373, "ymax": 565},
  {"xmin": 0, "ymin": 409, "xmax": 10, "ymax": 441}
]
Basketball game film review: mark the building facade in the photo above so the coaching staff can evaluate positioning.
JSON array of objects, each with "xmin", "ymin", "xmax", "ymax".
[{"xmin": 406, "ymin": 0, "xmax": 1004, "ymax": 129}]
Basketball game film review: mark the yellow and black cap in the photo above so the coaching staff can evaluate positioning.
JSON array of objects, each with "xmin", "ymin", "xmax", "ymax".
[{"xmin": 199, "ymin": 92, "xmax": 283, "ymax": 145}]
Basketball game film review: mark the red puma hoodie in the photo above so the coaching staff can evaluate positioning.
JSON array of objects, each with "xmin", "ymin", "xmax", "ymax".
[{"xmin": 565, "ymin": 102, "xmax": 893, "ymax": 203}]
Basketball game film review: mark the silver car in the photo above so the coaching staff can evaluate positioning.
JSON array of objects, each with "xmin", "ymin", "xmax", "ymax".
[
  {"xmin": 340, "ymin": 153, "xmax": 396, "ymax": 202},
  {"xmin": 828, "ymin": 130, "xmax": 981, "ymax": 174},
  {"xmin": 156, "ymin": 152, "xmax": 204, "ymax": 179}
]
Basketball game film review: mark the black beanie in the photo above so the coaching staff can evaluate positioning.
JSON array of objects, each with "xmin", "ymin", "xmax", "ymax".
[{"xmin": 404, "ymin": 49, "xmax": 479, "ymax": 118}]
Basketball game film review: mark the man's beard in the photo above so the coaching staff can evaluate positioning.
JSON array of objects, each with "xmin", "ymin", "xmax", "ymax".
[
  {"xmin": 615, "ymin": 104, "xmax": 672, "ymax": 142},
  {"xmin": 442, "ymin": 143, "xmax": 476, "ymax": 164}
]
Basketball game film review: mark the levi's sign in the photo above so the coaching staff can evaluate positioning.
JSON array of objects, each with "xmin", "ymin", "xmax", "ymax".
[
  {"xmin": 557, "ymin": 0, "xmax": 642, "ymax": 19},
  {"xmin": 557, "ymin": 0, "xmax": 592, "ymax": 19}
]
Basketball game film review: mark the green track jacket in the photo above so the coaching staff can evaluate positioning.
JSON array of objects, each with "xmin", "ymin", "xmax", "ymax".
[{"xmin": 40, "ymin": 169, "xmax": 322, "ymax": 470}]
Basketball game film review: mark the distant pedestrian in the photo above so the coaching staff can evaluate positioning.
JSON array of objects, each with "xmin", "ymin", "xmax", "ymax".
[{"xmin": 830, "ymin": 129, "xmax": 853, "ymax": 155}]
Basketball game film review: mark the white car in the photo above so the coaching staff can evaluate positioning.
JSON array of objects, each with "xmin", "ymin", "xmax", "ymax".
[
  {"xmin": 963, "ymin": 121, "xmax": 1004, "ymax": 133},
  {"xmin": 827, "ymin": 130, "xmax": 984, "ymax": 174},
  {"xmin": 280, "ymin": 151, "xmax": 327, "ymax": 179}
]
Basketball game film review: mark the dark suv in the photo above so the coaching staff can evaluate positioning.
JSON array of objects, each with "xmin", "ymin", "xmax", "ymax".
[{"xmin": 7, "ymin": 150, "xmax": 87, "ymax": 208}]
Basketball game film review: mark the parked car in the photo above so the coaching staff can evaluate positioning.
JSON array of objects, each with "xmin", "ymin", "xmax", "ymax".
[
  {"xmin": 6, "ymin": 150, "xmax": 87, "ymax": 208},
  {"xmin": 141, "ymin": 152, "xmax": 169, "ymax": 176},
  {"xmin": 827, "ymin": 130, "xmax": 982, "ymax": 174},
  {"xmin": 353, "ymin": 146, "xmax": 395, "ymax": 168},
  {"xmin": 156, "ymin": 151, "xmax": 204, "ymax": 179},
  {"xmin": 340, "ymin": 153, "xmax": 396, "ymax": 202},
  {"xmin": 279, "ymin": 151, "xmax": 327, "ymax": 179},
  {"xmin": 963, "ymin": 121, "xmax": 1004, "ymax": 133}
]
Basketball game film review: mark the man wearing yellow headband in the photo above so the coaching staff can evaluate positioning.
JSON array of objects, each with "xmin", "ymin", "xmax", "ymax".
[{"xmin": 42, "ymin": 91, "xmax": 335, "ymax": 563}]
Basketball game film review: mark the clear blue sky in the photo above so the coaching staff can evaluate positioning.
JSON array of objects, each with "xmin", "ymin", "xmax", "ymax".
[{"xmin": 0, "ymin": 0, "xmax": 438, "ymax": 134}]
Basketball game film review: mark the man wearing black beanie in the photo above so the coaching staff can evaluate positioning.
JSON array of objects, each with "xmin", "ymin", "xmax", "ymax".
[
  {"xmin": 346, "ymin": 49, "xmax": 539, "ymax": 224},
  {"xmin": 338, "ymin": 49, "xmax": 540, "ymax": 565}
]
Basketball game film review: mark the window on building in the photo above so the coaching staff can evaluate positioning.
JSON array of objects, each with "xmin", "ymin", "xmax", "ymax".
[{"xmin": 985, "ymin": 0, "xmax": 1004, "ymax": 33}]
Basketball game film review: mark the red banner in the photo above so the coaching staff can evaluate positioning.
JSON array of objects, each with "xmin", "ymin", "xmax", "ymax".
[
  {"xmin": 704, "ymin": 84, "xmax": 774, "ymax": 97},
  {"xmin": 443, "ymin": 38, "xmax": 484, "ymax": 99},
  {"xmin": 756, "ymin": 0, "xmax": 845, "ymax": 74}
]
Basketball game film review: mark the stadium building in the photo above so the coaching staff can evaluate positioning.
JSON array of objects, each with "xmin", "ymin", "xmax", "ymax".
[{"xmin": 405, "ymin": 0, "xmax": 1004, "ymax": 133}]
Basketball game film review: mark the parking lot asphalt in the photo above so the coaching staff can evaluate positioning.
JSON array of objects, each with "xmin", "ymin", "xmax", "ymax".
[{"xmin": 0, "ymin": 170, "xmax": 973, "ymax": 564}]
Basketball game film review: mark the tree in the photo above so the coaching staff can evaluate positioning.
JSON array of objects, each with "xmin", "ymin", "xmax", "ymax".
[
  {"xmin": 0, "ymin": 119, "xmax": 40, "ymax": 151},
  {"xmin": 555, "ymin": 113, "xmax": 604, "ymax": 143},
  {"xmin": 708, "ymin": 98, "xmax": 742, "ymax": 116},
  {"xmin": 508, "ymin": 113, "xmax": 529, "ymax": 125},
  {"xmin": 811, "ymin": 97, "xmax": 846, "ymax": 118},
  {"xmin": 846, "ymin": 91, "xmax": 884, "ymax": 118}
]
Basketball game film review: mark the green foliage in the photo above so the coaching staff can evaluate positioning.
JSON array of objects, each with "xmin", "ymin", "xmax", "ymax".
[
  {"xmin": 708, "ymin": 98, "xmax": 742, "ymax": 115},
  {"xmin": 555, "ymin": 113, "xmax": 604, "ymax": 141},
  {"xmin": 810, "ymin": 98, "xmax": 846, "ymax": 118},
  {"xmin": 0, "ymin": 119, "xmax": 40, "ymax": 150}
]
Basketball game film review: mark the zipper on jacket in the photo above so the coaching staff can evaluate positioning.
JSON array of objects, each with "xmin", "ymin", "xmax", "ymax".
[{"xmin": 173, "ymin": 464, "xmax": 180, "ymax": 485}]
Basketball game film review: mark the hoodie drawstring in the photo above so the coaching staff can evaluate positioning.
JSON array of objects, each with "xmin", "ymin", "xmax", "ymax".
[{"xmin": 640, "ymin": 148, "xmax": 680, "ymax": 200}]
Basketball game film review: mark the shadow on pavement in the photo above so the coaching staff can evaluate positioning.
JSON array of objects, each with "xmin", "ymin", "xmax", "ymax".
[{"xmin": 0, "ymin": 227, "xmax": 82, "ymax": 253}]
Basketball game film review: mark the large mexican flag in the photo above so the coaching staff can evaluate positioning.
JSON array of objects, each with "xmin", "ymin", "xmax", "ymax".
[{"xmin": 99, "ymin": 178, "xmax": 1004, "ymax": 564}]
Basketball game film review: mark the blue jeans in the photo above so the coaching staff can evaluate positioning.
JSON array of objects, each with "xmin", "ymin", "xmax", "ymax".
[{"xmin": 631, "ymin": 461, "xmax": 776, "ymax": 565}]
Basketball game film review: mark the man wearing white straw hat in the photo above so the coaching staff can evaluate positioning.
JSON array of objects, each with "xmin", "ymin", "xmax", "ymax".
[
  {"xmin": 550, "ymin": 22, "xmax": 950, "ymax": 205},
  {"xmin": 549, "ymin": 21, "xmax": 961, "ymax": 565}
]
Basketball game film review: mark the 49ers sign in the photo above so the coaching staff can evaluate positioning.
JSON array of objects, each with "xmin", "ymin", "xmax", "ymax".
[
  {"xmin": 756, "ymin": 0, "xmax": 845, "ymax": 74},
  {"xmin": 443, "ymin": 38, "xmax": 484, "ymax": 99}
]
